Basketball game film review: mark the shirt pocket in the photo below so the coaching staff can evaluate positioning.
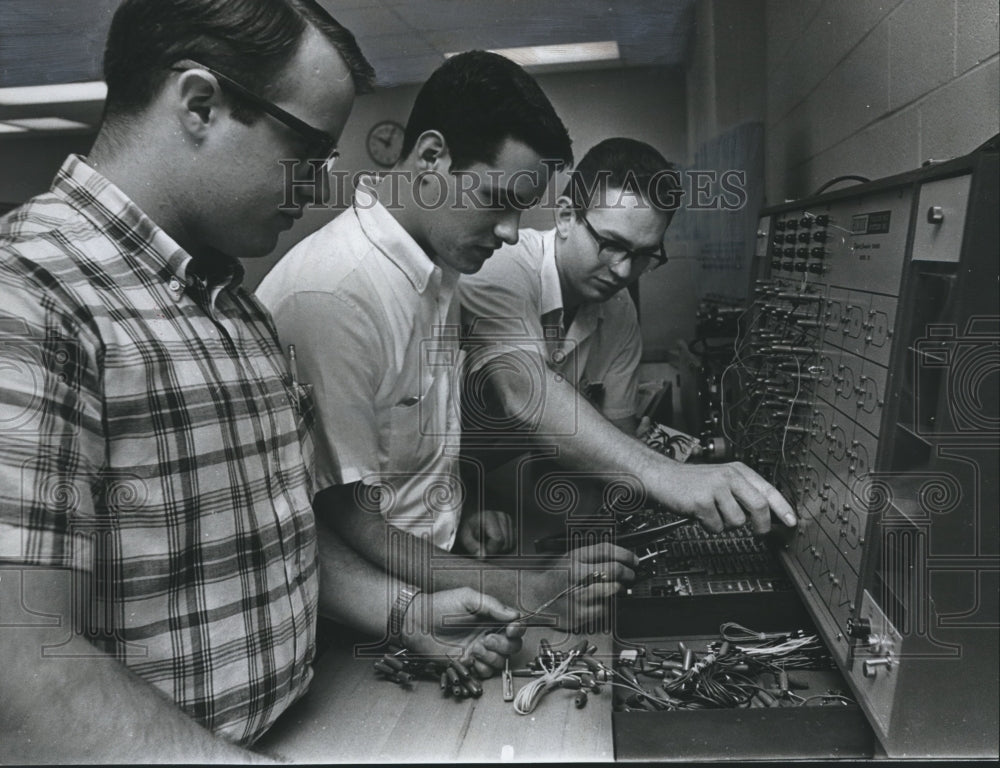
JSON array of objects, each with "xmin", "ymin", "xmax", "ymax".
[
  {"xmin": 386, "ymin": 370, "xmax": 448, "ymax": 475},
  {"xmin": 289, "ymin": 381, "xmax": 315, "ymax": 437}
]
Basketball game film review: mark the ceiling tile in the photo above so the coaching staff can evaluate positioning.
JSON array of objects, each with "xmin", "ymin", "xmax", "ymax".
[
  {"xmin": 370, "ymin": 54, "xmax": 447, "ymax": 87},
  {"xmin": 320, "ymin": 0, "xmax": 388, "ymax": 11},
  {"xmin": 0, "ymin": 0, "xmax": 119, "ymax": 87},
  {"xmin": 357, "ymin": 33, "xmax": 439, "ymax": 61},
  {"xmin": 384, "ymin": 0, "xmax": 528, "ymax": 32},
  {"xmin": 0, "ymin": 0, "xmax": 694, "ymax": 89},
  {"xmin": 322, "ymin": 6, "xmax": 414, "ymax": 38}
]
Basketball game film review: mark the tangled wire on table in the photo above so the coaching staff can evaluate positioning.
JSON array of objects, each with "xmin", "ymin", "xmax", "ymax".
[{"xmin": 612, "ymin": 622, "xmax": 852, "ymax": 711}]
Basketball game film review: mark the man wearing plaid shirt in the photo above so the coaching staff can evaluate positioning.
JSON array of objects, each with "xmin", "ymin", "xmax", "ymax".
[{"xmin": 0, "ymin": 1, "xmax": 522, "ymax": 762}]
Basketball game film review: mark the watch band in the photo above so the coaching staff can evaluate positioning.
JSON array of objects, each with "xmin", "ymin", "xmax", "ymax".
[{"xmin": 388, "ymin": 586, "xmax": 421, "ymax": 649}]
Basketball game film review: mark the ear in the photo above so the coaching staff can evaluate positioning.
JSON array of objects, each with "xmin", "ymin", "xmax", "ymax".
[
  {"xmin": 554, "ymin": 195, "xmax": 576, "ymax": 238},
  {"xmin": 413, "ymin": 130, "xmax": 451, "ymax": 173},
  {"xmin": 172, "ymin": 70, "xmax": 224, "ymax": 142}
]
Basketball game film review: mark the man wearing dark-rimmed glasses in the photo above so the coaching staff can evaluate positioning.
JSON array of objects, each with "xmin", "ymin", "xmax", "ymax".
[
  {"xmin": 0, "ymin": 0, "xmax": 526, "ymax": 762},
  {"xmin": 168, "ymin": 60, "xmax": 342, "ymax": 173},
  {"xmin": 460, "ymin": 137, "xmax": 798, "ymax": 543},
  {"xmin": 461, "ymin": 138, "xmax": 676, "ymax": 437}
]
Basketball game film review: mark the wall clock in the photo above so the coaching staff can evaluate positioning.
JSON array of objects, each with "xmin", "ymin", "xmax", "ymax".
[{"xmin": 366, "ymin": 120, "xmax": 405, "ymax": 168}]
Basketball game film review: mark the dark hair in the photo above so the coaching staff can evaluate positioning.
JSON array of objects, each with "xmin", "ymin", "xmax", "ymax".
[
  {"xmin": 400, "ymin": 50, "xmax": 573, "ymax": 171},
  {"xmin": 564, "ymin": 138, "xmax": 681, "ymax": 213},
  {"xmin": 102, "ymin": 0, "xmax": 374, "ymax": 123}
]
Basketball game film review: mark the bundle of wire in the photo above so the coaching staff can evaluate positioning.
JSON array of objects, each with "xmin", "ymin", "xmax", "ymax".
[
  {"xmin": 716, "ymin": 621, "xmax": 832, "ymax": 667},
  {"xmin": 613, "ymin": 623, "xmax": 850, "ymax": 711},
  {"xmin": 513, "ymin": 650, "xmax": 590, "ymax": 715},
  {"xmin": 714, "ymin": 290, "xmax": 823, "ymax": 505}
]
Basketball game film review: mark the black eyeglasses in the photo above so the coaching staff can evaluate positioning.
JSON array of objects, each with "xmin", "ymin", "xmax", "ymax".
[
  {"xmin": 578, "ymin": 212, "xmax": 667, "ymax": 273},
  {"xmin": 170, "ymin": 61, "xmax": 340, "ymax": 171}
]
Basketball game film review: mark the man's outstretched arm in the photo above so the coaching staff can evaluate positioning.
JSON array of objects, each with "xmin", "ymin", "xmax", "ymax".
[
  {"xmin": 314, "ymin": 484, "xmax": 637, "ymax": 632},
  {"xmin": 481, "ymin": 354, "xmax": 797, "ymax": 533},
  {"xmin": 314, "ymin": 522, "xmax": 527, "ymax": 677}
]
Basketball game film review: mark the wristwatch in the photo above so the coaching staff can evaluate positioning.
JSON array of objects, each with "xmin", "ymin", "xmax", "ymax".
[{"xmin": 388, "ymin": 585, "xmax": 421, "ymax": 649}]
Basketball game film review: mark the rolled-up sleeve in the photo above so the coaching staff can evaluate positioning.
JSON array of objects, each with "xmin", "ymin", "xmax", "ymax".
[
  {"xmin": 596, "ymin": 295, "xmax": 642, "ymax": 421},
  {"xmin": 459, "ymin": 252, "xmax": 547, "ymax": 373}
]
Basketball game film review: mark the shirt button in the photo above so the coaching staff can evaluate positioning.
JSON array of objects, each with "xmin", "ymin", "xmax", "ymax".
[{"xmin": 168, "ymin": 278, "xmax": 182, "ymax": 293}]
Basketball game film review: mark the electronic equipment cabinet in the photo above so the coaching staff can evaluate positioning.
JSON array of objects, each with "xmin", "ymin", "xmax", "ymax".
[{"xmin": 615, "ymin": 135, "xmax": 999, "ymax": 760}]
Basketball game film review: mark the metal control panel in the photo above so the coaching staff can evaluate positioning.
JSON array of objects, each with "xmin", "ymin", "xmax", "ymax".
[
  {"xmin": 727, "ymin": 136, "xmax": 998, "ymax": 758},
  {"xmin": 739, "ymin": 185, "xmax": 914, "ymax": 666}
]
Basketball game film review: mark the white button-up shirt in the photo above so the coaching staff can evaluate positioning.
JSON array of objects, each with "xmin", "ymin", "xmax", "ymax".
[
  {"xmin": 460, "ymin": 227, "xmax": 641, "ymax": 422},
  {"xmin": 257, "ymin": 181, "xmax": 463, "ymax": 550}
]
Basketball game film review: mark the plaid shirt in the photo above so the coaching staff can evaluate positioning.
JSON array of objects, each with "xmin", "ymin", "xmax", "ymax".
[{"xmin": 0, "ymin": 156, "xmax": 318, "ymax": 745}]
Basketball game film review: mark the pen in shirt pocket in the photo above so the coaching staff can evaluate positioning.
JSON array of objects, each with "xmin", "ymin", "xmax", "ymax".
[
  {"xmin": 285, "ymin": 344, "xmax": 314, "ymax": 421},
  {"xmin": 288, "ymin": 344, "xmax": 299, "ymax": 388}
]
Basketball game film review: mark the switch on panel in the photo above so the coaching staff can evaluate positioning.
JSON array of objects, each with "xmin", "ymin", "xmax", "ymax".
[{"xmin": 911, "ymin": 175, "xmax": 971, "ymax": 263}]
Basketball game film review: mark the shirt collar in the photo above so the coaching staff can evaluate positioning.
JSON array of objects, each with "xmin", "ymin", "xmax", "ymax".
[
  {"xmin": 52, "ymin": 155, "xmax": 244, "ymax": 298},
  {"xmin": 542, "ymin": 227, "xmax": 605, "ymax": 330},
  {"xmin": 353, "ymin": 176, "xmax": 453, "ymax": 295},
  {"xmin": 538, "ymin": 228, "xmax": 563, "ymax": 316}
]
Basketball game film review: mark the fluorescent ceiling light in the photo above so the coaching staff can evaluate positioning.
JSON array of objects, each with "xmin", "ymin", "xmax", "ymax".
[
  {"xmin": 2, "ymin": 117, "xmax": 93, "ymax": 132},
  {"xmin": 445, "ymin": 41, "xmax": 620, "ymax": 68},
  {"xmin": 0, "ymin": 81, "xmax": 107, "ymax": 106},
  {"xmin": 0, "ymin": 123, "xmax": 30, "ymax": 134}
]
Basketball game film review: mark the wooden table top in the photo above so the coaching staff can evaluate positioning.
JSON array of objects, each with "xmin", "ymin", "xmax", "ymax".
[{"xmin": 257, "ymin": 627, "xmax": 615, "ymax": 764}]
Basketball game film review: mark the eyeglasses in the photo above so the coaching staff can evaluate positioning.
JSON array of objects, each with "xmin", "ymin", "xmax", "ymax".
[
  {"xmin": 170, "ymin": 61, "xmax": 340, "ymax": 172},
  {"xmin": 578, "ymin": 212, "xmax": 667, "ymax": 273}
]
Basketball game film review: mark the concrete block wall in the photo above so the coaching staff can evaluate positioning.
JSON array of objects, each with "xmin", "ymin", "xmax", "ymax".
[
  {"xmin": 686, "ymin": 0, "xmax": 767, "ymax": 159},
  {"xmin": 766, "ymin": 0, "xmax": 999, "ymax": 203},
  {"xmin": 642, "ymin": 0, "xmax": 769, "ymax": 362}
]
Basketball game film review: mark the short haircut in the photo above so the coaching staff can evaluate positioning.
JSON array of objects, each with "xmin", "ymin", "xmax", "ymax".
[
  {"xmin": 400, "ymin": 50, "xmax": 573, "ymax": 172},
  {"xmin": 102, "ymin": 0, "xmax": 374, "ymax": 124},
  {"xmin": 564, "ymin": 138, "xmax": 681, "ymax": 213}
]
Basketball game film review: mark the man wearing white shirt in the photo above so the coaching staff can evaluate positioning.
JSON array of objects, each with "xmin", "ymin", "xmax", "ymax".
[
  {"xmin": 459, "ymin": 138, "xmax": 798, "ymax": 536},
  {"xmin": 258, "ymin": 52, "xmax": 639, "ymax": 628}
]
